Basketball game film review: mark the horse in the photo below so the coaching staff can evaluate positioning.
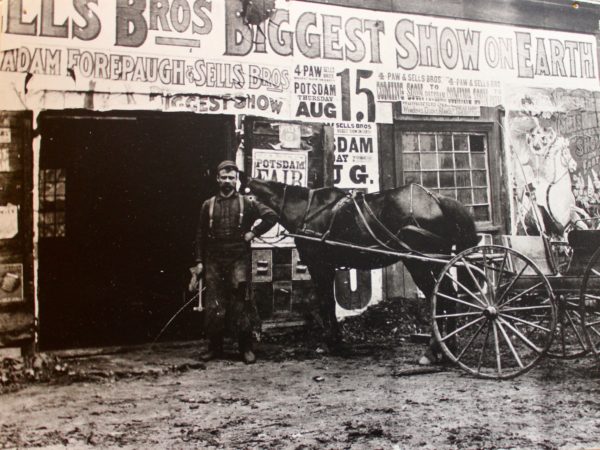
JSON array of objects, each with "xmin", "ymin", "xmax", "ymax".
[{"xmin": 246, "ymin": 178, "xmax": 480, "ymax": 356}]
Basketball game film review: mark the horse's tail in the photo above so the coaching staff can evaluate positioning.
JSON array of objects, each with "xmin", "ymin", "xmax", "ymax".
[
  {"xmin": 437, "ymin": 196, "xmax": 480, "ymax": 253},
  {"xmin": 435, "ymin": 197, "xmax": 481, "ymax": 336}
]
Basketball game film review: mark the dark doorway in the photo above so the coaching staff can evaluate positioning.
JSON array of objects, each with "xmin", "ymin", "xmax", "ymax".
[{"xmin": 37, "ymin": 111, "xmax": 234, "ymax": 350}]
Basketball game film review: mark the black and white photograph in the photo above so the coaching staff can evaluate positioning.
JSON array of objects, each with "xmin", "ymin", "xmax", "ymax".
[{"xmin": 1, "ymin": 0, "xmax": 600, "ymax": 448}]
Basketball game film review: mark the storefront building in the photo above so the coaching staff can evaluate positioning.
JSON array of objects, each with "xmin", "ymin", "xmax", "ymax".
[{"xmin": 0, "ymin": 0, "xmax": 599, "ymax": 351}]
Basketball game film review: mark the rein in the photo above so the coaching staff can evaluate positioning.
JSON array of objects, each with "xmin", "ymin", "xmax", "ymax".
[{"xmin": 279, "ymin": 184, "xmax": 288, "ymax": 224}]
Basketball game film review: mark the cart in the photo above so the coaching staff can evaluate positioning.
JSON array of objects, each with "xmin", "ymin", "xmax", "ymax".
[
  {"xmin": 288, "ymin": 229, "xmax": 600, "ymax": 380},
  {"xmin": 429, "ymin": 229, "xmax": 600, "ymax": 379}
]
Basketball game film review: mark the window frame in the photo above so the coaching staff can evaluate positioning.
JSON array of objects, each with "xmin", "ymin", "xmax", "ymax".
[
  {"xmin": 391, "ymin": 108, "xmax": 507, "ymax": 234},
  {"xmin": 39, "ymin": 168, "xmax": 66, "ymax": 238}
]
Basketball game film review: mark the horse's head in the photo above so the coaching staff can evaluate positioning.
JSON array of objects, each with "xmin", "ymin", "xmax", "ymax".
[
  {"xmin": 247, "ymin": 178, "xmax": 311, "ymax": 232},
  {"xmin": 246, "ymin": 178, "xmax": 285, "ymax": 213}
]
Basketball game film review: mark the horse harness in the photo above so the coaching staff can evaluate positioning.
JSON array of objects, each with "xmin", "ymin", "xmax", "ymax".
[{"xmin": 296, "ymin": 183, "xmax": 448, "ymax": 252}]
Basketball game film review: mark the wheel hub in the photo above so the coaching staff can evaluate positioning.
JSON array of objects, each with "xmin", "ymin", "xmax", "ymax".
[{"xmin": 483, "ymin": 306, "xmax": 498, "ymax": 319}]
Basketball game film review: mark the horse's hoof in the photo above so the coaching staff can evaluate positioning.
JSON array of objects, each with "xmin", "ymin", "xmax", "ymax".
[
  {"xmin": 418, "ymin": 355, "xmax": 434, "ymax": 366},
  {"xmin": 418, "ymin": 349, "xmax": 441, "ymax": 366}
]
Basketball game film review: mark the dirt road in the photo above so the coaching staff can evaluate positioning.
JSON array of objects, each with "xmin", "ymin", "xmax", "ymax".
[
  {"xmin": 1, "ymin": 297, "xmax": 600, "ymax": 449},
  {"xmin": 1, "ymin": 336, "xmax": 600, "ymax": 449}
]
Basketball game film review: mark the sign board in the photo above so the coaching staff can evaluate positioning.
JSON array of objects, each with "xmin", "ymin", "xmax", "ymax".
[
  {"xmin": 252, "ymin": 149, "xmax": 308, "ymax": 186},
  {"xmin": 333, "ymin": 123, "xmax": 379, "ymax": 192},
  {"xmin": 1, "ymin": 0, "xmax": 598, "ymax": 120},
  {"xmin": 0, "ymin": 263, "xmax": 23, "ymax": 304}
]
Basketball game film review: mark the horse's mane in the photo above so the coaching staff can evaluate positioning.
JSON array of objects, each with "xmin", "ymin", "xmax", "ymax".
[{"xmin": 261, "ymin": 180, "xmax": 346, "ymax": 199}]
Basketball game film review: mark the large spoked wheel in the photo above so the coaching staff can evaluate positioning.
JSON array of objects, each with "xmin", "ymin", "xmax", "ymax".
[
  {"xmin": 432, "ymin": 245, "xmax": 557, "ymax": 379},
  {"xmin": 580, "ymin": 246, "xmax": 600, "ymax": 357}
]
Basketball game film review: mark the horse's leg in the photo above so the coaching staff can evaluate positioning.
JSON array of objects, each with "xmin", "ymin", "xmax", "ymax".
[
  {"xmin": 404, "ymin": 260, "xmax": 455, "ymax": 364},
  {"xmin": 309, "ymin": 264, "xmax": 341, "ymax": 345},
  {"xmin": 295, "ymin": 243, "xmax": 341, "ymax": 348}
]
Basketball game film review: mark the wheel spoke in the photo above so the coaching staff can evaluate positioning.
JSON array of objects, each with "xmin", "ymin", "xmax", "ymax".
[
  {"xmin": 497, "ymin": 282, "xmax": 545, "ymax": 309},
  {"xmin": 496, "ymin": 264, "xmax": 528, "ymax": 306},
  {"xmin": 441, "ymin": 271, "xmax": 488, "ymax": 307},
  {"xmin": 433, "ymin": 311, "xmax": 482, "ymax": 319},
  {"xmin": 439, "ymin": 316, "xmax": 486, "ymax": 342},
  {"xmin": 591, "ymin": 268, "xmax": 600, "ymax": 277},
  {"xmin": 460, "ymin": 255, "xmax": 491, "ymax": 305},
  {"xmin": 492, "ymin": 322, "xmax": 502, "ymax": 376},
  {"xmin": 498, "ymin": 312, "xmax": 552, "ymax": 332},
  {"xmin": 564, "ymin": 309, "xmax": 587, "ymax": 349},
  {"xmin": 585, "ymin": 318, "xmax": 600, "ymax": 328},
  {"xmin": 455, "ymin": 320, "xmax": 488, "ymax": 362},
  {"xmin": 503, "ymin": 303, "xmax": 552, "ymax": 312},
  {"xmin": 477, "ymin": 325, "xmax": 492, "ymax": 374},
  {"xmin": 437, "ymin": 292, "xmax": 485, "ymax": 311},
  {"xmin": 496, "ymin": 249, "xmax": 508, "ymax": 291},
  {"xmin": 498, "ymin": 317, "xmax": 544, "ymax": 354},
  {"xmin": 586, "ymin": 323, "xmax": 600, "ymax": 338},
  {"xmin": 496, "ymin": 320, "xmax": 524, "ymax": 368},
  {"xmin": 584, "ymin": 293, "xmax": 600, "ymax": 301},
  {"xmin": 565, "ymin": 300, "xmax": 580, "ymax": 309}
]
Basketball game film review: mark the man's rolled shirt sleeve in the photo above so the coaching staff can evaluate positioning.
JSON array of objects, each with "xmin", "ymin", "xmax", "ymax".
[{"xmin": 250, "ymin": 200, "xmax": 278, "ymax": 237}]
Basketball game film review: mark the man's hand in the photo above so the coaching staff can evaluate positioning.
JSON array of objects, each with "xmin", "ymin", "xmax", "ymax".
[
  {"xmin": 188, "ymin": 264, "xmax": 202, "ymax": 292},
  {"xmin": 244, "ymin": 231, "xmax": 256, "ymax": 242}
]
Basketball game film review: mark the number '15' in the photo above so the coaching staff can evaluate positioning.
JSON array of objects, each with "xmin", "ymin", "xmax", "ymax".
[{"xmin": 336, "ymin": 69, "xmax": 376, "ymax": 123}]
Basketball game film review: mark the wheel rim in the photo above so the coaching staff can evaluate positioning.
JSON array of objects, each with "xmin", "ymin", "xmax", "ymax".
[
  {"xmin": 432, "ymin": 245, "xmax": 557, "ymax": 379},
  {"xmin": 580, "ymin": 247, "xmax": 600, "ymax": 356}
]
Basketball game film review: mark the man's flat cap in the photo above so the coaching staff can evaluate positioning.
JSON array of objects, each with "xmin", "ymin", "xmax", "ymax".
[{"xmin": 217, "ymin": 160, "xmax": 239, "ymax": 172}]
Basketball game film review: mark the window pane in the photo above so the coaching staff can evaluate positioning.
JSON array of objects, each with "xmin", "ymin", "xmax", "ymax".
[
  {"xmin": 404, "ymin": 171, "xmax": 421, "ymax": 185},
  {"xmin": 439, "ymin": 153, "xmax": 453, "ymax": 169},
  {"xmin": 470, "ymin": 135, "xmax": 485, "ymax": 152},
  {"xmin": 472, "ymin": 153, "xmax": 486, "ymax": 169},
  {"xmin": 456, "ymin": 171, "xmax": 471, "ymax": 187},
  {"xmin": 56, "ymin": 212, "xmax": 66, "ymax": 237},
  {"xmin": 440, "ymin": 171, "xmax": 455, "ymax": 187},
  {"xmin": 472, "ymin": 171, "xmax": 487, "ymax": 186},
  {"xmin": 422, "ymin": 153, "xmax": 438, "ymax": 169},
  {"xmin": 437, "ymin": 134, "xmax": 453, "ymax": 151},
  {"xmin": 455, "ymin": 153, "xmax": 470, "ymax": 169},
  {"xmin": 403, "ymin": 154, "xmax": 420, "ymax": 171},
  {"xmin": 56, "ymin": 182, "xmax": 66, "ymax": 199},
  {"xmin": 420, "ymin": 134, "xmax": 436, "ymax": 152},
  {"xmin": 473, "ymin": 205, "xmax": 490, "ymax": 221},
  {"xmin": 422, "ymin": 172, "xmax": 438, "ymax": 188},
  {"xmin": 457, "ymin": 189, "xmax": 473, "ymax": 204},
  {"xmin": 440, "ymin": 188, "xmax": 457, "ymax": 200},
  {"xmin": 403, "ymin": 133, "xmax": 419, "ymax": 152},
  {"xmin": 43, "ymin": 184, "xmax": 56, "ymax": 202},
  {"xmin": 40, "ymin": 213, "xmax": 54, "ymax": 238},
  {"xmin": 454, "ymin": 134, "xmax": 468, "ymax": 151},
  {"xmin": 473, "ymin": 188, "xmax": 489, "ymax": 203}
]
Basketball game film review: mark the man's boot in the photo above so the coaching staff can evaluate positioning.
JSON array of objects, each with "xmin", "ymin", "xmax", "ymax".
[
  {"xmin": 239, "ymin": 333, "xmax": 256, "ymax": 365},
  {"xmin": 200, "ymin": 336, "xmax": 223, "ymax": 362}
]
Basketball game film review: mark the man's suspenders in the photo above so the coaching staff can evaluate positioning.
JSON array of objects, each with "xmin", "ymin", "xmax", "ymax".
[{"xmin": 208, "ymin": 195, "xmax": 245, "ymax": 231}]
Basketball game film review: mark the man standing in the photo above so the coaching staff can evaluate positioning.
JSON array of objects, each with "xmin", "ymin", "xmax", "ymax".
[{"xmin": 194, "ymin": 160, "xmax": 277, "ymax": 364}]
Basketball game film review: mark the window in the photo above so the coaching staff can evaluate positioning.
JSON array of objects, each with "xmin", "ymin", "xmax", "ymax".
[
  {"xmin": 401, "ymin": 132, "xmax": 491, "ymax": 222},
  {"xmin": 39, "ymin": 169, "xmax": 66, "ymax": 237}
]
